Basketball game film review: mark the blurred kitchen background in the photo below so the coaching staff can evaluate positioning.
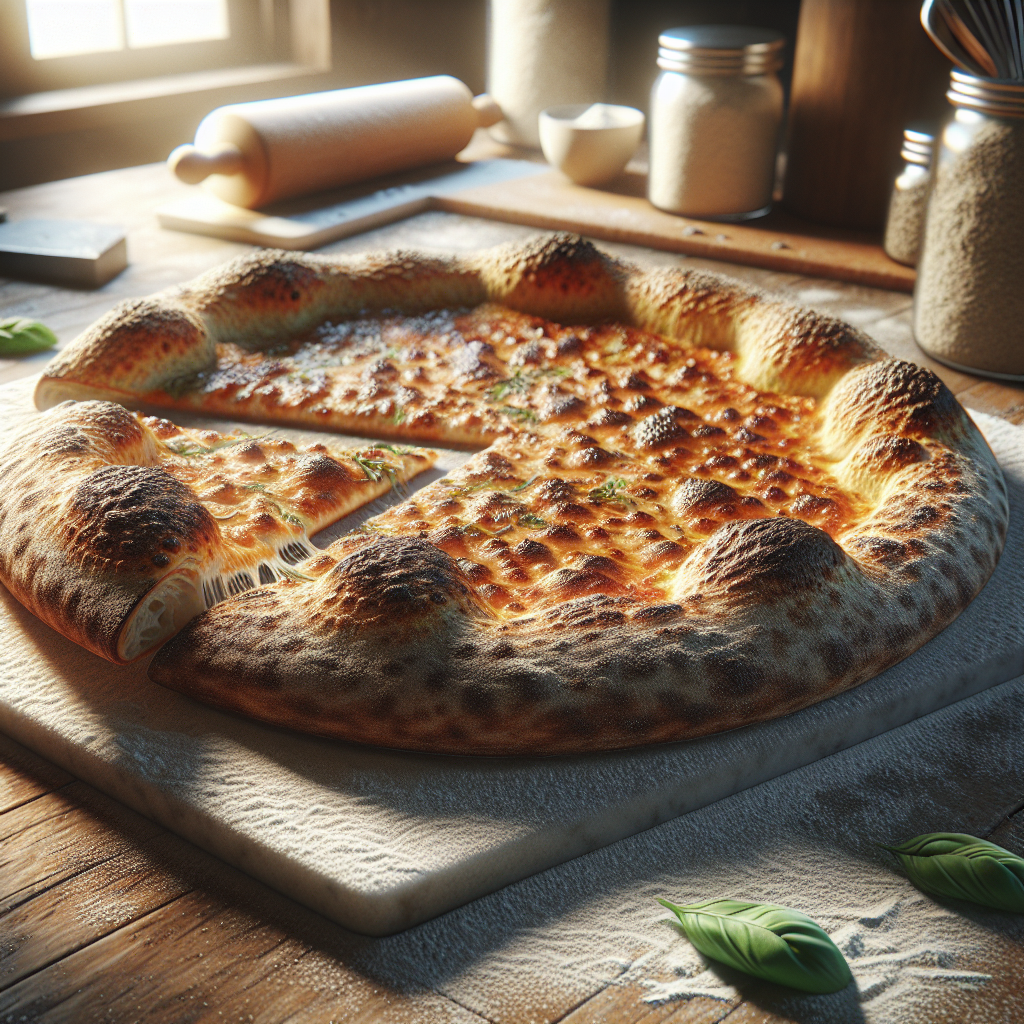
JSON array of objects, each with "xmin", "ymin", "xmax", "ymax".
[{"xmin": 1, "ymin": 0, "xmax": 950, "ymax": 211}]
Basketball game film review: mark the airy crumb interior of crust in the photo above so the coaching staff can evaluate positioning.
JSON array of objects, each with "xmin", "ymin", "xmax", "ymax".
[
  {"xmin": 119, "ymin": 570, "xmax": 206, "ymax": 661},
  {"xmin": 101, "ymin": 417, "xmax": 434, "ymax": 660}
]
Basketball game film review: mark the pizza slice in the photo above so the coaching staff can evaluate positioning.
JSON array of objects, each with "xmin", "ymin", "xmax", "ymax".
[{"xmin": 0, "ymin": 400, "xmax": 435, "ymax": 663}]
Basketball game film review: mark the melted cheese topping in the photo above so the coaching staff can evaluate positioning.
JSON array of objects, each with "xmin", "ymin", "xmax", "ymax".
[
  {"xmin": 164, "ymin": 304, "xmax": 875, "ymax": 621},
  {"xmin": 140, "ymin": 416, "xmax": 436, "ymax": 599}
]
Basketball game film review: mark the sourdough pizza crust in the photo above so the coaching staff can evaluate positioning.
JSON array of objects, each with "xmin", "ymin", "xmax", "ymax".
[
  {"xmin": 30, "ymin": 234, "xmax": 1010, "ymax": 752},
  {"xmin": 0, "ymin": 401, "xmax": 435, "ymax": 662}
]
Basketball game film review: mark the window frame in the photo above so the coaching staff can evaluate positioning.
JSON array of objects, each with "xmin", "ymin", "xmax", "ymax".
[{"xmin": 0, "ymin": 0, "xmax": 291, "ymax": 99}]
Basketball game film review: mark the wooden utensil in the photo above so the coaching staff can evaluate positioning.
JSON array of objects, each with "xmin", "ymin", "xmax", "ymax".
[
  {"xmin": 782, "ymin": 0, "xmax": 952, "ymax": 231},
  {"xmin": 940, "ymin": 1, "xmax": 1000, "ymax": 76},
  {"xmin": 168, "ymin": 76, "xmax": 503, "ymax": 209}
]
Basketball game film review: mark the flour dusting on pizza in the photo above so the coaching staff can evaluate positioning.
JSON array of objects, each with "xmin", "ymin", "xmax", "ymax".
[{"xmin": 9, "ymin": 234, "xmax": 1009, "ymax": 752}]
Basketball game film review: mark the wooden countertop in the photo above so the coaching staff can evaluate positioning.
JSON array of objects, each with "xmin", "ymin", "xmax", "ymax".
[{"xmin": 0, "ymin": 162, "xmax": 1022, "ymax": 1024}]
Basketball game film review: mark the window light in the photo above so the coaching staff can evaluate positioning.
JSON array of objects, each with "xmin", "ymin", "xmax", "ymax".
[
  {"xmin": 124, "ymin": 0, "xmax": 229, "ymax": 49},
  {"xmin": 27, "ymin": 0, "xmax": 123, "ymax": 59},
  {"xmin": 26, "ymin": 0, "xmax": 229, "ymax": 59}
]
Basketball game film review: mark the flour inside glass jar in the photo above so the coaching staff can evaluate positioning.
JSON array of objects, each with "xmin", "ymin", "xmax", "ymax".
[{"xmin": 914, "ymin": 85, "xmax": 1024, "ymax": 379}]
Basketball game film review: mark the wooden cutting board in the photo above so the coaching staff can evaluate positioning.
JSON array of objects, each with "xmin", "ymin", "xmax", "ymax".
[
  {"xmin": 158, "ymin": 157, "xmax": 916, "ymax": 292},
  {"xmin": 437, "ymin": 167, "xmax": 917, "ymax": 292}
]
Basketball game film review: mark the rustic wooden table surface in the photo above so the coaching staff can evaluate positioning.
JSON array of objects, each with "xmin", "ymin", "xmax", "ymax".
[{"xmin": 0, "ymin": 162, "xmax": 1022, "ymax": 1024}]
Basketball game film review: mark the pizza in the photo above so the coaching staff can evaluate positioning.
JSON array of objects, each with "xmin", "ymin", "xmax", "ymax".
[
  {"xmin": 0, "ymin": 400, "xmax": 434, "ymax": 663},
  {"xmin": 10, "ymin": 234, "xmax": 1009, "ymax": 754}
]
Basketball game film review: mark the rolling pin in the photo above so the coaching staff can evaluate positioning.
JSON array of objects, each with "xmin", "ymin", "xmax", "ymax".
[{"xmin": 168, "ymin": 76, "xmax": 503, "ymax": 209}]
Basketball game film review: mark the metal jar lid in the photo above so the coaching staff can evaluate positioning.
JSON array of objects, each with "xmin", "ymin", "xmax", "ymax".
[
  {"xmin": 901, "ymin": 128, "xmax": 934, "ymax": 166},
  {"xmin": 657, "ymin": 25, "xmax": 785, "ymax": 76},
  {"xmin": 947, "ymin": 70, "xmax": 1024, "ymax": 118}
]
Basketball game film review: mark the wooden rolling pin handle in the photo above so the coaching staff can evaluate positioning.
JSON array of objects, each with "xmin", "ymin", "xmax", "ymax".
[
  {"xmin": 168, "ymin": 142, "xmax": 246, "ymax": 185},
  {"xmin": 167, "ymin": 81, "xmax": 505, "ymax": 206},
  {"xmin": 472, "ymin": 93, "xmax": 503, "ymax": 128}
]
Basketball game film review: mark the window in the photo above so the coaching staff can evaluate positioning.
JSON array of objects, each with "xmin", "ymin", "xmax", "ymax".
[
  {"xmin": 26, "ymin": 1, "xmax": 231, "ymax": 60},
  {"xmin": 1, "ymin": 0, "xmax": 284, "ymax": 97},
  {"xmin": 0, "ymin": 0, "xmax": 331, "ymax": 193}
]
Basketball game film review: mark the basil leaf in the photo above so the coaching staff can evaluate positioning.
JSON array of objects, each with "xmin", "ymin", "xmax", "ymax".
[
  {"xmin": 882, "ymin": 832, "xmax": 1024, "ymax": 912},
  {"xmin": 658, "ymin": 898, "xmax": 852, "ymax": 994},
  {"xmin": 0, "ymin": 317, "xmax": 58, "ymax": 356}
]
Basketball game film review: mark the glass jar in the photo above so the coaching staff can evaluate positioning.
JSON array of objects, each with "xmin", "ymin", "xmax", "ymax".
[
  {"xmin": 883, "ymin": 129, "xmax": 934, "ymax": 267},
  {"xmin": 648, "ymin": 25, "xmax": 785, "ymax": 220},
  {"xmin": 914, "ymin": 73, "xmax": 1024, "ymax": 379}
]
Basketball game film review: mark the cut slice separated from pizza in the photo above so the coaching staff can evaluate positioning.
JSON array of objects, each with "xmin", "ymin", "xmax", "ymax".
[
  {"xmin": 0, "ymin": 400, "xmax": 435, "ymax": 662},
  {"xmin": 12, "ymin": 234, "xmax": 1010, "ymax": 753}
]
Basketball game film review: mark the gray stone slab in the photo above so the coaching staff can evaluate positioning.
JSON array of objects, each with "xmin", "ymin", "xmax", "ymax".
[{"xmin": 0, "ymin": 219, "xmax": 127, "ymax": 287}]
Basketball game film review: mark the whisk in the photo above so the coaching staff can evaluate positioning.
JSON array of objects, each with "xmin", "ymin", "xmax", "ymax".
[{"xmin": 921, "ymin": 0, "xmax": 1024, "ymax": 80}]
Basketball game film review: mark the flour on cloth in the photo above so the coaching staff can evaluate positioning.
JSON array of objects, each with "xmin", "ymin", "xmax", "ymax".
[{"xmin": 350, "ymin": 676, "xmax": 1024, "ymax": 1023}]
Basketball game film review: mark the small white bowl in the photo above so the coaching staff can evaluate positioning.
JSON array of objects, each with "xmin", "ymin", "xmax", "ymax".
[{"xmin": 539, "ymin": 104, "xmax": 645, "ymax": 187}]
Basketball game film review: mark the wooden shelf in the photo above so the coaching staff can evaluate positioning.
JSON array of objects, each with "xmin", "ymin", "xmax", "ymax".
[{"xmin": 440, "ymin": 166, "xmax": 915, "ymax": 292}]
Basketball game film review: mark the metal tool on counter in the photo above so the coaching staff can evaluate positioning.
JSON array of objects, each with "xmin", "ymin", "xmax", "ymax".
[{"xmin": 0, "ymin": 220, "xmax": 126, "ymax": 287}]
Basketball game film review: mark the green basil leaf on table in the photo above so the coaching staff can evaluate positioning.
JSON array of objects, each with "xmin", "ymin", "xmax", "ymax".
[
  {"xmin": 882, "ymin": 832, "xmax": 1024, "ymax": 911},
  {"xmin": 658, "ymin": 898, "xmax": 852, "ymax": 994},
  {"xmin": 0, "ymin": 317, "xmax": 58, "ymax": 356}
]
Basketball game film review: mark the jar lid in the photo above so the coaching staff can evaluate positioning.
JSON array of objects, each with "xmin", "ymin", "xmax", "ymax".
[
  {"xmin": 657, "ymin": 25, "xmax": 785, "ymax": 75},
  {"xmin": 900, "ymin": 128, "xmax": 934, "ymax": 165},
  {"xmin": 900, "ymin": 147, "xmax": 931, "ymax": 166},
  {"xmin": 903, "ymin": 128, "xmax": 934, "ymax": 147},
  {"xmin": 947, "ymin": 70, "xmax": 1024, "ymax": 118}
]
